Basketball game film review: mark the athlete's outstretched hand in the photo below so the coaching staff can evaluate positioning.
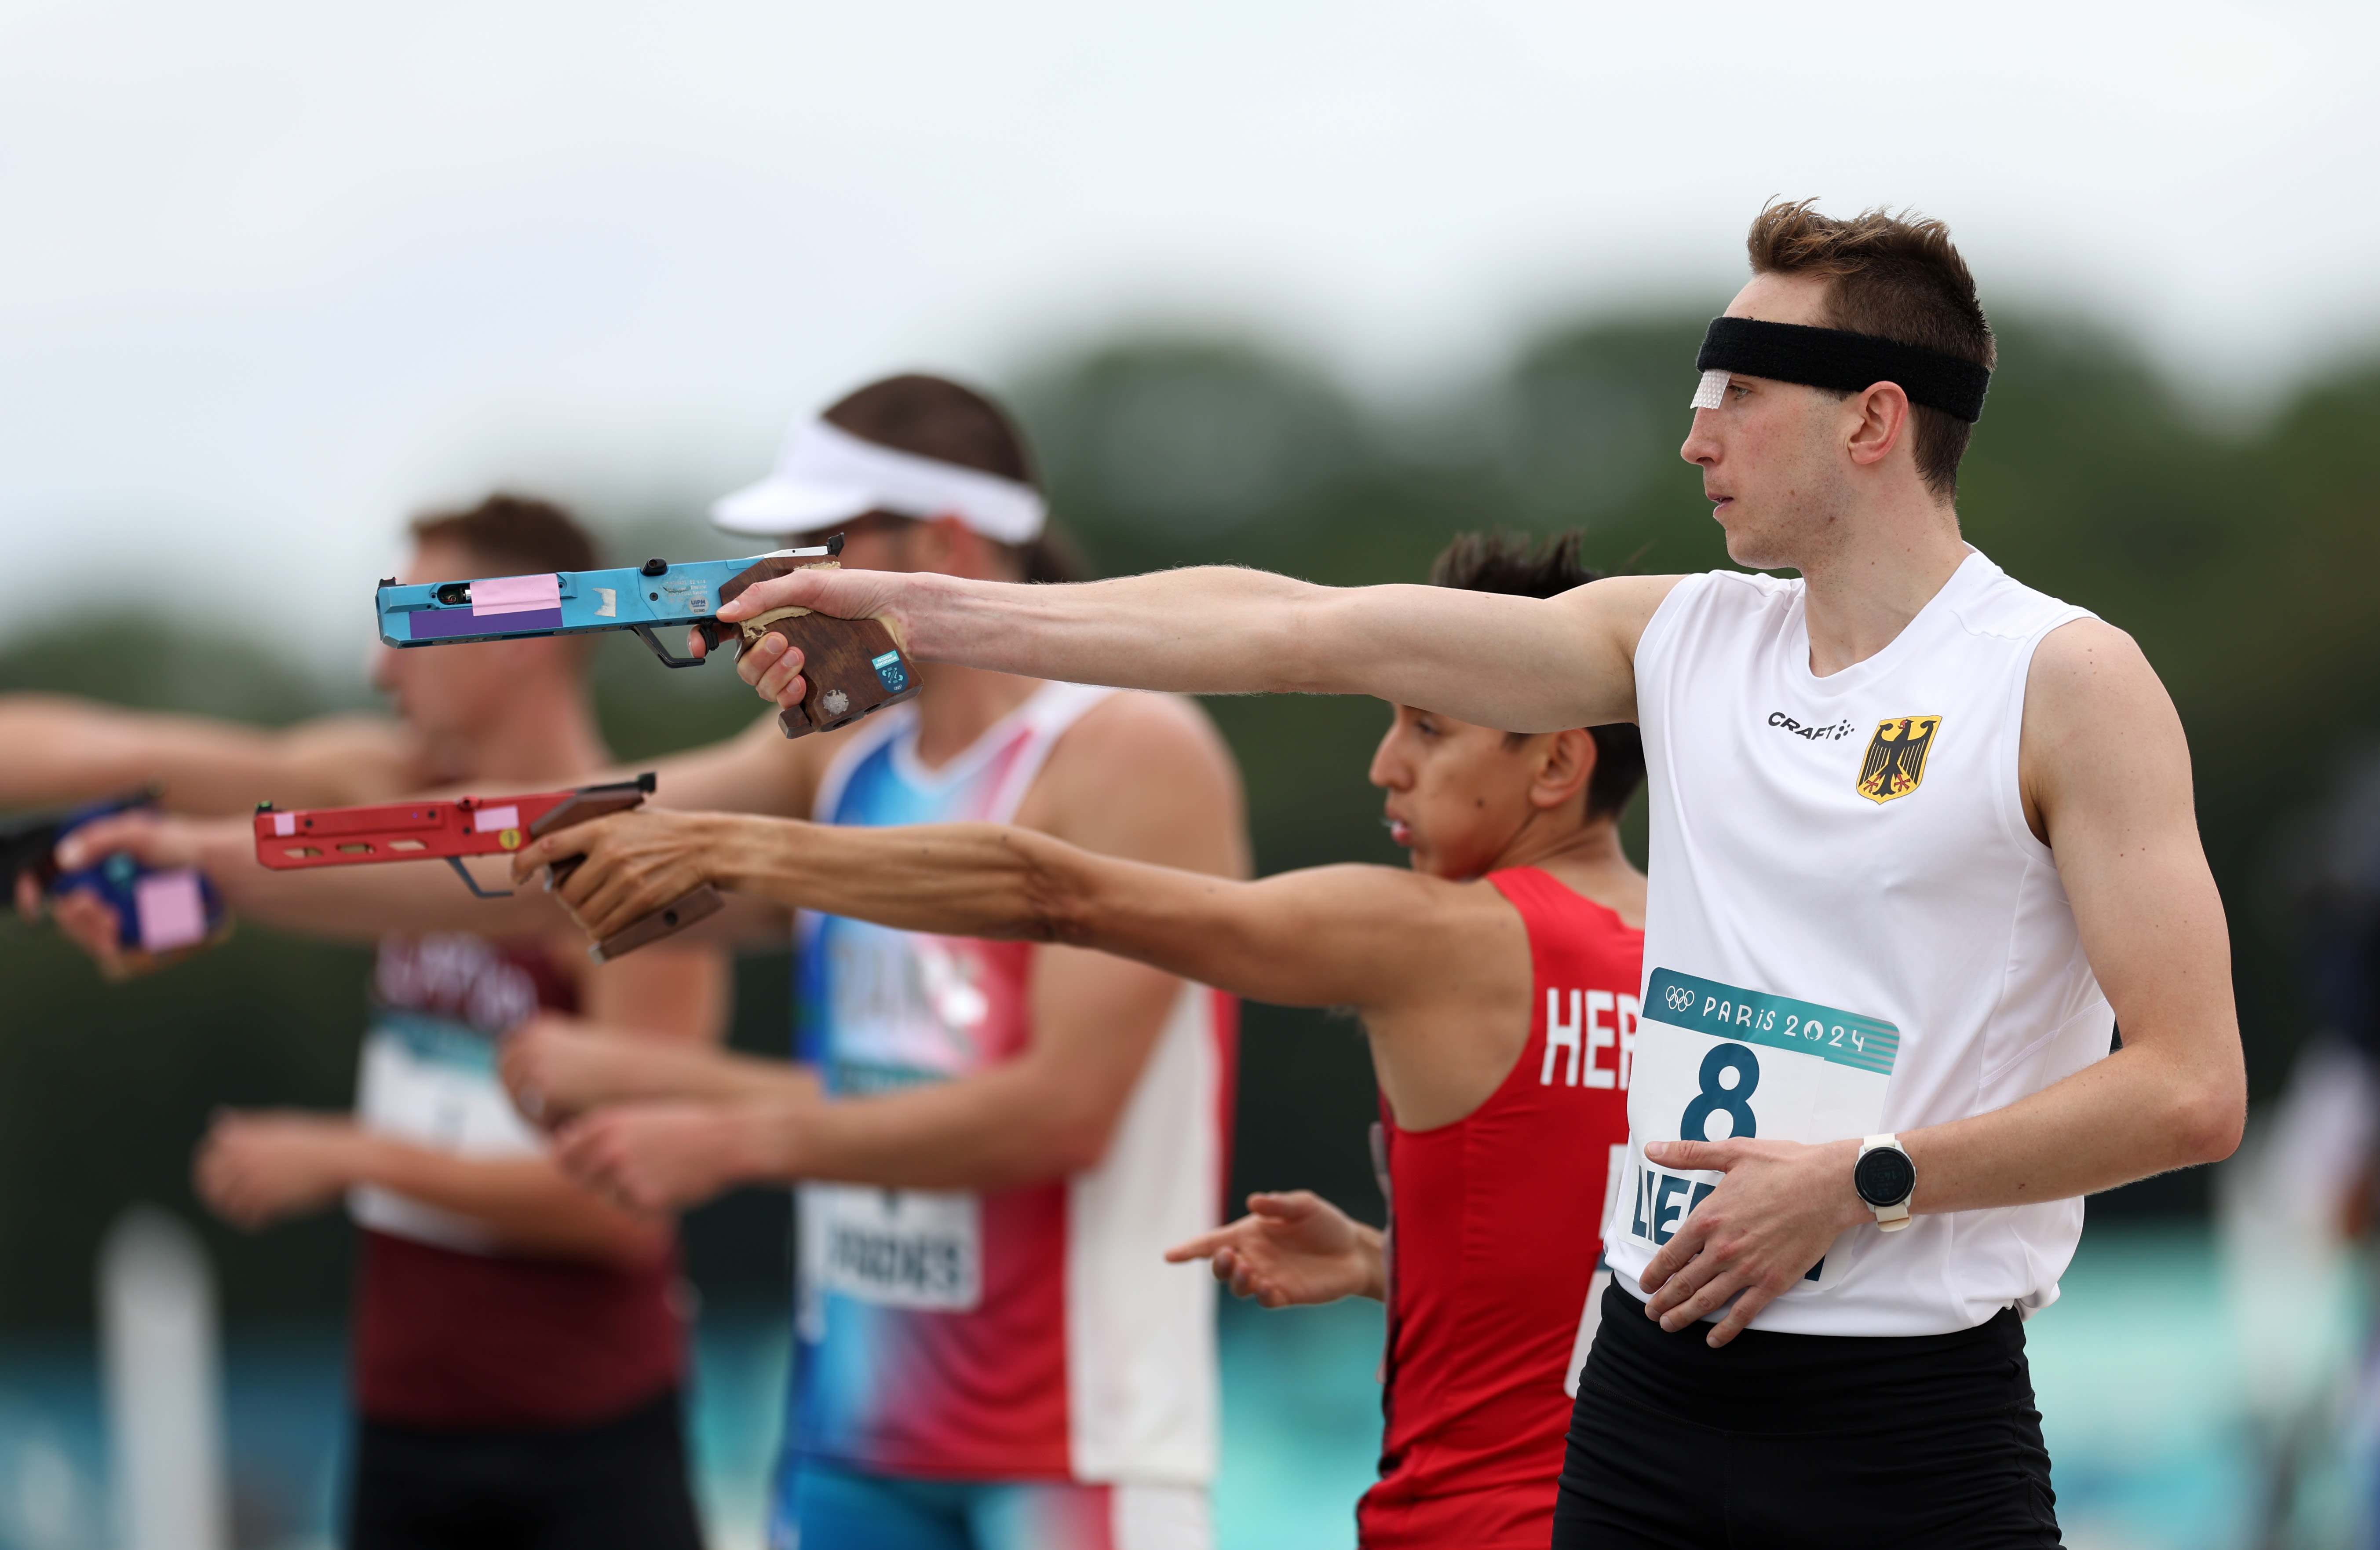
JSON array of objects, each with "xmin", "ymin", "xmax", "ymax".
[
  {"xmin": 1635, "ymin": 1136, "xmax": 1867, "ymax": 1347},
  {"xmin": 40, "ymin": 810, "xmax": 232, "ymax": 980},
  {"xmin": 552, "ymin": 1098, "xmax": 785, "ymax": 1214},
  {"xmin": 1164, "ymin": 1191, "xmax": 1384, "ymax": 1309},
  {"xmin": 196, "ymin": 1109, "xmax": 367, "ymax": 1229},
  {"xmin": 683, "ymin": 565, "xmax": 920, "ymax": 717},
  {"xmin": 510, "ymin": 808, "xmax": 730, "ymax": 947}
]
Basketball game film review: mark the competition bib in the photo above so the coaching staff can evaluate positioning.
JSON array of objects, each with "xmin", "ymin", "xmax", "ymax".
[
  {"xmin": 349, "ymin": 1007, "xmax": 543, "ymax": 1252},
  {"xmin": 1617, "ymin": 968, "xmax": 1902, "ymax": 1292},
  {"xmin": 804, "ymin": 1184, "xmax": 982, "ymax": 1313}
]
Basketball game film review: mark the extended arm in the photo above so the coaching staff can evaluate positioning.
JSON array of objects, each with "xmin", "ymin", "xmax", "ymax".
[
  {"xmin": 519, "ymin": 808, "xmax": 1488, "ymax": 1015},
  {"xmin": 0, "ymin": 694, "xmax": 434, "ymax": 813},
  {"xmin": 1639, "ymin": 621, "xmax": 2246, "ymax": 1343},
  {"xmin": 710, "ymin": 564, "xmax": 1678, "ymax": 734},
  {"xmin": 46, "ymin": 770, "xmax": 797, "ymax": 955},
  {"xmin": 50, "ymin": 811, "xmax": 572, "ymax": 947}
]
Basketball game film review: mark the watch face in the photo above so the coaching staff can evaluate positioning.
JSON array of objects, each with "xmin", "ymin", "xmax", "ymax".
[{"xmin": 1856, "ymin": 1146, "xmax": 1916, "ymax": 1208}]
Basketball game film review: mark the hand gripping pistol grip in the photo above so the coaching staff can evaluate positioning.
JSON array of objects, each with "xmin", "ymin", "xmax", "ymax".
[
  {"xmin": 532, "ymin": 783, "xmax": 726, "ymax": 963},
  {"xmin": 702, "ymin": 558, "xmax": 921, "ymax": 739}
]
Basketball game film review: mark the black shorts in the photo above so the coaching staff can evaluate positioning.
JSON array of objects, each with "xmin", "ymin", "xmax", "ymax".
[
  {"xmin": 350, "ymin": 1389, "xmax": 705, "ymax": 1550},
  {"xmin": 1552, "ymin": 1283, "xmax": 2061, "ymax": 1550}
]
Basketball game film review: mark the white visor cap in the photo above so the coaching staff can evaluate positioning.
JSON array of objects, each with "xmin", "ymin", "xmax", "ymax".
[{"xmin": 710, "ymin": 417, "xmax": 1047, "ymax": 545}]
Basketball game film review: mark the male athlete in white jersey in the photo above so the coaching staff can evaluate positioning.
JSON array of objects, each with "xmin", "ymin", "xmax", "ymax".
[{"xmin": 695, "ymin": 203, "xmax": 2247, "ymax": 1547}]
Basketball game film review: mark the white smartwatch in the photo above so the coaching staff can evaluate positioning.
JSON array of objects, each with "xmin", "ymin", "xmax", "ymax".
[{"xmin": 1853, "ymin": 1134, "xmax": 1916, "ymax": 1232}]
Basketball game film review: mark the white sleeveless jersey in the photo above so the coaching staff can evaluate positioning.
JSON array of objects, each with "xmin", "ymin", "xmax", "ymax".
[{"xmin": 1608, "ymin": 550, "xmax": 2113, "ymax": 1336}]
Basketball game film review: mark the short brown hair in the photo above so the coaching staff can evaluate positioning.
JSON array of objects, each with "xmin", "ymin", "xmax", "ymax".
[
  {"xmin": 820, "ymin": 374, "xmax": 1084, "ymax": 584},
  {"xmin": 1745, "ymin": 200, "xmax": 1994, "ymax": 499},
  {"xmin": 409, "ymin": 493, "xmax": 602, "ymax": 576},
  {"xmin": 1428, "ymin": 530, "xmax": 1645, "ymax": 822}
]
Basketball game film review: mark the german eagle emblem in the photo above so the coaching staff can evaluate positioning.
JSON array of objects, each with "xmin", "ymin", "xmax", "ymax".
[{"xmin": 1855, "ymin": 715, "xmax": 1943, "ymax": 805}]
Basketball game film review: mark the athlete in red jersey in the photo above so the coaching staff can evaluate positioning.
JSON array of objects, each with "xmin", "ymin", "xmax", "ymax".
[
  {"xmin": 1359, "ymin": 863, "xmax": 1640, "ymax": 1544},
  {"xmin": 498, "ymin": 530, "xmax": 1645, "ymax": 1547}
]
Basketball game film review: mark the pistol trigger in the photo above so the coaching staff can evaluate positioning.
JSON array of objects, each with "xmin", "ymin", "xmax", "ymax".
[
  {"xmin": 632, "ymin": 625, "xmax": 708, "ymax": 669},
  {"xmin": 444, "ymin": 855, "xmax": 514, "ymax": 899}
]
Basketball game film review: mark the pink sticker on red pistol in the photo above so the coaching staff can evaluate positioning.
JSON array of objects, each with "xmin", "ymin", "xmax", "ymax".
[
  {"xmin": 272, "ymin": 812, "xmax": 297, "ymax": 837},
  {"xmin": 472, "ymin": 805, "xmax": 520, "ymax": 833},
  {"xmin": 470, "ymin": 574, "xmax": 563, "ymax": 617},
  {"xmin": 135, "ymin": 870, "xmax": 208, "ymax": 952}
]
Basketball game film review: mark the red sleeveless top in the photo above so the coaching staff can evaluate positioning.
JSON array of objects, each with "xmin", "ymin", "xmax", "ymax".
[{"xmin": 1358, "ymin": 867, "xmax": 1642, "ymax": 1549}]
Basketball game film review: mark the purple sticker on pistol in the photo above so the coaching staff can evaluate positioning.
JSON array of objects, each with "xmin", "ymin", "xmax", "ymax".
[{"xmin": 404, "ymin": 571, "xmax": 566, "ymax": 639}]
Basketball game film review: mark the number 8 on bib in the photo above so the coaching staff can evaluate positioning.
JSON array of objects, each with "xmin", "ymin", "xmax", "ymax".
[{"xmin": 1620, "ymin": 968, "xmax": 1903, "ymax": 1294}]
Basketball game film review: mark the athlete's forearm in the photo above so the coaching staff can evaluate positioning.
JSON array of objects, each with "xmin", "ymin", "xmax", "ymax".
[
  {"xmin": 555, "ymin": 1038, "xmax": 814, "ymax": 1108},
  {"xmin": 727, "ymin": 565, "xmax": 1660, "ymax": 733},
  {"xmin": 717, "ymin": 1050, "xmax": 1138, "ymax": 1192},
  {"xmin": 350, "ymin": 1138, "xmax": 670, "ymax": 1265},
  {"xmin": 1899, "ymin": 1035, "xmax": 2241, "ymax": 1214},
  {"xmin": 678, "ymin": 815, "xmax": 1439, "ymax": 1014},
  {"xmin": 699, "ymin": 814, "xmax": 1074, "ymax": 942},
  {"xmin": 910, "ymin": 569, "xmax": 1642, "ymax": 730},
  {"xmin": 0, "ymin": 697, "xmax": 164, "ymax": 808},
  {"xmin": 0, "ymin": 696, "xmax": 422, "ymax": 814}
]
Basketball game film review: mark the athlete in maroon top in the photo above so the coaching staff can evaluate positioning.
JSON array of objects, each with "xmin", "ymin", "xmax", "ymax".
[
  {"xmin": 1364, "ymin": 867, "xmax": 1639, "ymax": 1546},
  {"xmin": 512, "ymin": 529, "xmax": 1643, "ymax": 1546},
  {"xmin": 351, "ymin": 932, "xmax": 686, "ymax": 1428},
  {"xmin": 27, "ymin": 499, "xmax": 727, "ymax": 1550}
]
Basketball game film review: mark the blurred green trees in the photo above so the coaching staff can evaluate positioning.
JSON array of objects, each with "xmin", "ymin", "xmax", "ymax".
[{"xmin": 3, "ymin": 308, "xmax": 2373, "ymax": 1328}]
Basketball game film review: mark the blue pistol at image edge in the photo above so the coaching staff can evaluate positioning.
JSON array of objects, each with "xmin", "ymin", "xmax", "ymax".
[
  {"xmin": 1, "ymin": 791, "xmax": 229, "ymax": 954},
  {"xmin": 374, "ymin": 534, "xmax": 921, "ymax": 739}
]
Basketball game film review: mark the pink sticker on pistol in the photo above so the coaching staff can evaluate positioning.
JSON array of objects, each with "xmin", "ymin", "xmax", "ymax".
[
  {"xmin": 470, "ymin": 574, "xmax": 563, "ymax": 617},
  {"xmin": 272, "ymin": 812, "xmax": 297, "ymax": 837},
  {"xmin": 472, "ymin": 805, "xmax": 520, "ymax": 833},
  {"xmin": 135, "ymin": 870, "xmax": 208, "ymax": 952}
]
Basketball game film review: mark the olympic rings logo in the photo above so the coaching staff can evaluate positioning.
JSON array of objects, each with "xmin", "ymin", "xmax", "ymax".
[{"xmin": 1664, "ymin": 985, "xmax": 1697, "ymax": 1012}]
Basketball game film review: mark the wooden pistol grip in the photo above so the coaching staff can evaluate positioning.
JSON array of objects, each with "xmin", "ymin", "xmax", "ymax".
[
  {"xmin": 590, "ymin": 884, "xmax": 725, "ymax": 963},
  {"xmin": 739, "ymin": 610, "xmax": 920, "ymax": 739}
]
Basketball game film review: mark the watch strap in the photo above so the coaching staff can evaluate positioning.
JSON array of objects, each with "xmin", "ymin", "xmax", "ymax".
[{"xmin": 1857, "ymin": 1133, "xmax": 1915, "ymax": 1232}]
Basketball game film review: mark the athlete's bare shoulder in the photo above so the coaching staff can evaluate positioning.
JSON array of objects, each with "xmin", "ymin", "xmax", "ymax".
[
  {"xmin": 2019, "ymin": 617, "xmax": 2187, "ymax": 844},
  {"xmin": 1545, "ymin": 573, "xmax": 1691, "ymax": 724},
  {"xmin": 1563, "ymin": 572, "xmax": 1687, "ymax": 636},
  {"xmin": 1018, "ymin": 690, "xmax": 1246, "ymax": 876}
]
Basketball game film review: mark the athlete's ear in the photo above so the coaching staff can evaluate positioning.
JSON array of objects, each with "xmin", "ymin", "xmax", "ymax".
[
  {"xmin": 1529, "ymin": 728, "xmax": 1598, "ymax": 813},
  {"xmin": 1844, "ymin": 382, "xmax": 1911, "ymax": 472}
]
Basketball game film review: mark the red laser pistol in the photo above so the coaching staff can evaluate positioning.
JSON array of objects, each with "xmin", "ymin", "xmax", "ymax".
[{"xmin": 252, "ymin": 774, "xmax": 720, "ymax": 963}]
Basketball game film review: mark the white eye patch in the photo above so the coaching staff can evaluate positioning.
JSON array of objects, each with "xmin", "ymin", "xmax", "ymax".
[{"xmin": 1689, "ymin": 369, "xmax": 1732, "ymax": 410}]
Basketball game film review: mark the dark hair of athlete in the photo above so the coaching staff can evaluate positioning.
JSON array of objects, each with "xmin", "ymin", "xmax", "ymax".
[
  {"xmin": 1428, "ymin": 529, "xmax": 1646, "ymax": 821},
  {"xmin": 820, "ymin": 373, "xmax": 1086, "ymax": 585},
  {"xmin": 1745, "ymin": 199, "xmax": 1994, "ymax": 499},
  {"xmin": 409, "ymin": 492, "xmax": 604, "ymax": 576}
]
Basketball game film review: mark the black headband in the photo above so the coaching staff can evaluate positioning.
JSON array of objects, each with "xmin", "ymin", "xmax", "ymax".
[{"xmin": 1696, "ymin": 316, "xmax": 1991, "ymax": 423}]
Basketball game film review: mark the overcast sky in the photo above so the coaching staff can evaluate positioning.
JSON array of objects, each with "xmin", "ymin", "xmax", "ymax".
[{"xmin": 3, "ymin": 0, "xmax": 2374, "ymax": 658}]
